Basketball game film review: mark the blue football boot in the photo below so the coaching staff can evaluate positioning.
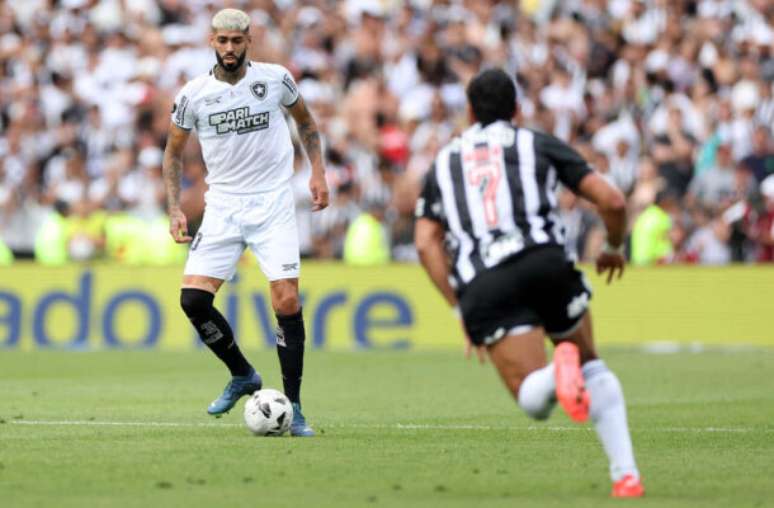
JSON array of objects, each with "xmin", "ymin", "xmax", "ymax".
[
  {"xmin": 207, "ymin": 370, "xmax": 262, "ymax": 416},
  {"xmin": 290, "ymin": 402, "xmax": 315, "ymax": 437}
]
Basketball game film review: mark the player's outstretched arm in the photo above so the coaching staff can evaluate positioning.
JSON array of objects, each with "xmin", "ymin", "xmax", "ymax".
[
  {"xmin": 162, "ymin": 123, "xmax": 193, "ymax": 243},
  {"xmin": 415, "ymin": 217, "xmax": 484, "ymax": 362},
  {"xmin": 288, "ymin": 96, "xmax": 329, "ymax": 211},
  {"xmin": 577, "ymin": 173, "xmax": 627, "ymax": 283}
]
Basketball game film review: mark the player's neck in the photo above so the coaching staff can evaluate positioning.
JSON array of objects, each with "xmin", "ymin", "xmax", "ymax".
[{"xmin": 213, "ymin": 64, "xmax": 247, "ymax": 85}]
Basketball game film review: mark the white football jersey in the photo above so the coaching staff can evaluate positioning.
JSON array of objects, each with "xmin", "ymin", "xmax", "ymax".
[{"xmin": 171, "ymin": 62, "xmax": 300, "ymax": 195}]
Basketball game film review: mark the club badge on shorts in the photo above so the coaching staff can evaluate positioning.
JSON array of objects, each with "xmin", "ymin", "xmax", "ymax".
[{"xmin": 250, "ymin": 81, "xmax": 267, "ymax": 101}]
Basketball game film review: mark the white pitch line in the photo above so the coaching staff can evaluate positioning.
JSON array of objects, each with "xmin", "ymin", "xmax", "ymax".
[
  {"xmin": 9, "ymin": 420, "xmax": 242, "ymax": 428},
  {"xmin": 390, "ymin": 424, "xmax": 587, "ymax": 432},
  {"xmin": 7, "ymin": 420, "xmax": 772, "ymax": 434},
  {"xmin": 389, "ymin": 424, "xmax": 768, "ymax": 433}
]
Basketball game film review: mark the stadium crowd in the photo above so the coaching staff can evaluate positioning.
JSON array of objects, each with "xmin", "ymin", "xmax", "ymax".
[{"xmin": 1, "ymin": 0, "xmax": 773, "ymax": 267}]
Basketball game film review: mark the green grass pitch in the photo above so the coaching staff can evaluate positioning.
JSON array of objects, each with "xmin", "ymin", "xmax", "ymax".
[{"xmin": 1, "ymin": 349, "xmax": 773, "ymax": 507}]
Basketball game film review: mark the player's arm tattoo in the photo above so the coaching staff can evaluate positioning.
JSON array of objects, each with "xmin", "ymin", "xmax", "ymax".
[
  {"xmin": 288, "ymin": 96, "xmax": 323, "ymax": 172},
  {"xmin": 162, "ymin": 123, "xmax": 191, "ymax": 210}
]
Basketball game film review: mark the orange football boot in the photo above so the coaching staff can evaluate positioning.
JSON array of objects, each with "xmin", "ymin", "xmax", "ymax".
[
  {"xmin": 611, "ymin": 474, "xmax": 645, "ymax": 498},
  {"xmin": 554, "ymin": 342, "xmax": 590, "ymax": 422}
]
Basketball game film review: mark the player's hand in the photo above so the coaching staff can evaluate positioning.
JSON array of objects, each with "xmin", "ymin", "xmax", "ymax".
[
  {"xmin": 455, "ymin": 305, "xmax": 486, "ymax": 364},
  {"xmin": 309, "ymin": 171, "xmax": 329, "ymax": 211},
  {"xmin": 596, "ymin": 250, "xmax": 625, "ymax": 284},
  {"xmin": 168, "ymin": 208, "xmax": 193, "ymax": 243}
]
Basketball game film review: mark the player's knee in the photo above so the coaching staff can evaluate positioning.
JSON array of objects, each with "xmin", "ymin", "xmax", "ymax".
[
  {"xmin": 517, "ymin": 376, "xmax": 552, "ymax": 421},
  {"xmin": 180, "ymin": 288, "xmax": 214, "ymax": 318},
  {"xmin": 273, "ymin": 292, "xmax": 300, "ymax": 316}
]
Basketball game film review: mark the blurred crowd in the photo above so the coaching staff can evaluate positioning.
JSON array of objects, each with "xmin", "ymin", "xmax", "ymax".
[{"xmin": 1, "ymin": 0, "xmax": 773, "ymax": 268}]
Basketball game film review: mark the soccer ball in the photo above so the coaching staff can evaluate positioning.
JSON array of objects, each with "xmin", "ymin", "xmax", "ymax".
[{"xmin": 243, "ymin": 389, "xmax": 293, "ymax": 436}]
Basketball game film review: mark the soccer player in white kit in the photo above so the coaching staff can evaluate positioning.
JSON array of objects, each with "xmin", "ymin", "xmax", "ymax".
[{"xmin": 162, "ymin": 9, "xmax": 328, "ymax": 436}]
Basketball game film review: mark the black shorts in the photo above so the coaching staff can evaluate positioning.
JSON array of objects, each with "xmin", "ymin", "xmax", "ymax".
[{"xmin": 459, "ymin": 245, "xmax": 592, "ymax": 346}]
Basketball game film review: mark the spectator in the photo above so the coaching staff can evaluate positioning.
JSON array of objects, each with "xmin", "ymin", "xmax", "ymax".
[
  {"xmin": 746, "ymin": 175, "xmax": 774, "ymax": 262},
  {"xmin": 0, "ymin": 236, "xmax": 12, "ymax": 265},
  {"xmin": 741, "ymin": 124, "xmax": 774, "ymax": 183},
  {"xmin": 43, "ymin": 148, "xmax": 89, "ymax": 212},
  {"xmin": 343, "ymin": 200, "xmax": 390, "ymax": 266},
  {"xmin": 631, "ymin": 189, "xmax": 680, "ymax": 265},
  {"xmin": 652, "ymin": 107, "xmax": 697, "ymax": 197},
  {"xmin": 687, "ymin": 141, "xmax": 736, "ymax": 212},
  {"xmin": 629, "ymin": 156, "xmax": 665, "ymax": 218},
  {"xmin": 682, "ymin": 207, "xmax": 732, "ymax": 265}
]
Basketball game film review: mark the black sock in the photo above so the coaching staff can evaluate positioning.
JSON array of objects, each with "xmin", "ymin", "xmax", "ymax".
[
  {"xmin": 275, "ymin": 308, "xmax": 305, "ymax": 404},
  {"xmin": 180, "ymin": 288, "xmax": 253, "ymax": 377}
]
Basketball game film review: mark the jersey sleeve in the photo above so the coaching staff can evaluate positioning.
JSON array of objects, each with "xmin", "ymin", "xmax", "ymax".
[
  {"xmin": 278, "ymin": 67, "xmax": 300, "ymax": 107},
  {"xmin": 171, "ymin": 84, "xmax": 195, "ymax": 130},
  {"xmin": 537, "ymin": 132, "xmax": 593, "ymax": 192},
  {"xmin": 415, "ymin": 164, "xmax": 444, "ymax": 223}
]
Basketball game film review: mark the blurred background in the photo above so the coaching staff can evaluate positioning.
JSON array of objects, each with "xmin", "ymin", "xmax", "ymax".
[{"xmin": 0, "ymin": 0, "xmax": 773, "ymax": 351}]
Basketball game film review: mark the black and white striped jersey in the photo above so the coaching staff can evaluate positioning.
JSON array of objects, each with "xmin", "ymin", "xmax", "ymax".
[{"xmin": 416, "ymin": 120, "xmax": 592, "ymax": 290}]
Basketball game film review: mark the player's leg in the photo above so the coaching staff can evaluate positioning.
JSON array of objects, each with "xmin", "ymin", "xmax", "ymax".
[
  {"xmin": 248, "ymin": 186, "xmax": 313, "ymax": 436},
  {"xmin": 268, "ymin": 278, "xmax": 311, "ymax": 429},
  {"xmin": 181, "ymin": 275, "xmax": 253, "ymax": 376},
  {"xmin": 459, "ymin": 252, "xmax": 558, "ymax": 420},
  {"xmin": 486, "ymin": 326, "xmax": 558, "ymax": 420},
  {"xmin": 270, "ymin": 278, "xmax": 304, "ymax": 406},
  {"xmin": 533, "ymin": 248, "xmax": 642, "ymax": 496},
  {"xmin": 181, "ymin": 275, "xmax": 262, "ymax": 416},
  {"xmin": 528, "ymin": 249, "xmax": 594, "ymax": 423},
  {"xmin": 551, "ymin": 312, "xmax": 643, "ymax": 497},
  {"xmin": 270, "ymin": 278, "xmax": 313, "ymax": 436},
  {"xmin": 181, "ymin": 206, "xmax": 260, "ymax": 415}
]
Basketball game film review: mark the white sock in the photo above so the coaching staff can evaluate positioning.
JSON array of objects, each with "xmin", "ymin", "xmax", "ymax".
[
  {"xmin": 582, "ymin": 359, "xmax": 639, "ymax": 481},
  {"xmin": 518, "ymin": 363, "xmax": 556, "ymax": 420}
]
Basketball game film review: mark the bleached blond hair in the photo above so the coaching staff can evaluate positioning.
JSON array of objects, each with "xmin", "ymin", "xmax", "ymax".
[{"xmin": 211, "ymin": 8, "xmax": 250, "ymax": 33}]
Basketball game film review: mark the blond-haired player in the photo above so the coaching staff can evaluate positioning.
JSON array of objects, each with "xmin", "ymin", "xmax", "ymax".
[{"xmin": 163, "ymin": 8, "xmax": 328, "ymax": 436}]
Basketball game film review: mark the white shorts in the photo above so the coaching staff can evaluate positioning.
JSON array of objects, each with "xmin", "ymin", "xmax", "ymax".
[{"xmin": 184, "ymin": 186, "xmax": 300, "ymax": 282}]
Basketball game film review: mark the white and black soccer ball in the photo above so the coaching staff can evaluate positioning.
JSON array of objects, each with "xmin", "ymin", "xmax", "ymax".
[{"xmin": 243, "ymin": 389, "xmax": 293, "ymax": 436}]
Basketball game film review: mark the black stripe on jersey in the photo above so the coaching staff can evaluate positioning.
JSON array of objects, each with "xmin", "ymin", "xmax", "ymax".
[
  {"xmin": 503, "ymin": 131, "xmax": 534, "ymax": 249},
  {"xmin": 449, "ymin": 150, "xmax": 485, "ymax": 273},
  {"xmin": 534, "ymin": 157, "xmax": 556, "ymax": 244},
  {"xmin": 543, "ymin": 166, "xmax": 560, "ymax": 243}
]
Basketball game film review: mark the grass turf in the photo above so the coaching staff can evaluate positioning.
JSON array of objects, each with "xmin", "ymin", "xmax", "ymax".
[{"xmin": 1, "ymin": 349, "xmax": 773, "ymax": 507}]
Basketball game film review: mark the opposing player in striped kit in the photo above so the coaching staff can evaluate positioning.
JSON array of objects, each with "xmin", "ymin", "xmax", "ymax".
[
  {"xmin": 163, "ymin": 8, "xmax": 327, "ymax": 436},
  {"xmin": 414, "ymin": 69, "xmax": 644, "ymax": 497}
]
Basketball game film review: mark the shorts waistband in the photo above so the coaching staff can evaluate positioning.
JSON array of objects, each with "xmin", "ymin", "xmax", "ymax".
[{"xmin": 205, "ymin": 186, "xmax": 288, "ymax": 206}]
